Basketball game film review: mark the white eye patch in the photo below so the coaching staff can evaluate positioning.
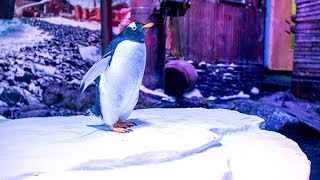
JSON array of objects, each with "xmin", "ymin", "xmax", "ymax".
[{"xmin": 128, "ymin": 22, "xmax": 137, "ymax": 30}]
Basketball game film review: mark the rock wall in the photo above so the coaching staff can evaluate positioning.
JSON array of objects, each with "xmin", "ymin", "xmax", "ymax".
[
  {"xmin": 192, "ymin": 62, "xmax": 264, "ymax": 98},
  {"xmin": 0, "ymin": 18, "xmax": 100, "ymax": 118}
]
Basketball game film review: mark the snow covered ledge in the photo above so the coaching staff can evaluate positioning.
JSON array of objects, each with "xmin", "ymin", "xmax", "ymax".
[{"xmin": 0, "ymin": 108, "xmax": 310, "ymax": 180}]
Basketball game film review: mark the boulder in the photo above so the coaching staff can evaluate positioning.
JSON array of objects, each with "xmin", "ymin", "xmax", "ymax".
[
  {"xmin": 42, "ymin": 83, "xmax": 95, "ymax": 112},
  {"xmin": 0, "ymin": 86, "xmax": 39, "ymax": 106}
]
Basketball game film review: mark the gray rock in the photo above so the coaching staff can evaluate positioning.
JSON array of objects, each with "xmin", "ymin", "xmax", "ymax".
[
  {"xmin": 28, "ymin": 82, "xmax": 36, "ymax": 93},
  {"xmin": 14, "ymin": 67, "xmax": 25, "ymax": 78},
  {"xmin": 0, "ymin": 87, "xmax": 39, "ymax": 106},
  {"xmin": 0, "ymin": 100, "xmax": 8, "ymax": 107},
  {"xmin": 20, "ymin": 109, "xmax": 51, "ymax": 118},
  {"xmin": 42, "ymin": 83, "xmax": 95, "ymax": 112},
  {"xmin": 33, "ymin": 63, "xmax": 56, "ymax": 76},
  {"xmin": 21, "ymin": 103, "xmax": 48, "ymax": 112},
  {"xmin": 230, "ymin": 99, "xmax": 299, "ymax": 131}
]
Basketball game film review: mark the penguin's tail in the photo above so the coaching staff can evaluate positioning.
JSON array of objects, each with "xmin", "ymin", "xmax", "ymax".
[{"xmin": 86, "ymin": 105, "xmax": 102, "ymax": 118}]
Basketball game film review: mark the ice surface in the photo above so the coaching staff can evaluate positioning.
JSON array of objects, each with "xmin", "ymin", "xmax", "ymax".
[
  {"xmin": 0, "ymin": 108, "xmax": 310, "ymax": 180},
  {"xmin": 40, "ymin": 17, "xmax": 101, "ymax": 31},
  {"xmin": 0, "ymin": 19, "xmax": 52, "ymax": 52}
]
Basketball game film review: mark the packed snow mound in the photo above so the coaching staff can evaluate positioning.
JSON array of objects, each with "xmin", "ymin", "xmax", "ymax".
[
  {"xmin": 0, "ymin": 19, "xmax": 52, "ymax": 52},
  {"xmin": 0, "ymin": 108, "xmax": 310, "ymax": 180},
  {"xmin": 40, "ymin": 17, "xmax": 101, "ymax": 31}
]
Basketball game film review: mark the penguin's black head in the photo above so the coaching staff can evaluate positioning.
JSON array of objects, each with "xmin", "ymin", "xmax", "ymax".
[{"xmin": 119, "ymin": 22, "xmax": 154, "ymax": 43}]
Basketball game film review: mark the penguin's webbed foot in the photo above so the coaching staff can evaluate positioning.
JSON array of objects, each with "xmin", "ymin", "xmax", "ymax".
[
  {"xmin": 111, "ymin": 126, "xmax": 132, "ymax": 133},
  {"xmin": 115, "ymin": 120, "xmax": 137, "ymax": 128}
]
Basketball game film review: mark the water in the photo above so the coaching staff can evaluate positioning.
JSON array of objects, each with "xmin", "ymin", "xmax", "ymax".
[
  {"xmin": 0, "ymin": 19, "xmax": 22, "ymax": 35},
  {"xmin": 0, "ymin": 19, "xmax": 52, "ymax": 53},
  {"xmin": 279, "ymin": 123, "xmax": 320, "ymax": 180}
]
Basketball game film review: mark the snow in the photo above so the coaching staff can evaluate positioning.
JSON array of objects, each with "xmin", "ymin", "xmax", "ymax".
[
  {"xmin": 220, "ymin": 91, "xmax": 250, "ymax": 100},
  {"xmin": 140, "ymin": 85, "xmax": 176, "ymax": 102},
  {"xmin": 0, "ymin": 108, "xmax": 310, "ymax": 180},
  {"xmin": 40, "ymin": 17, "xmax": 101, "ymax": 31},
  {"xmin": 250, "ymin": 87, "xmax": 260, "ymax": 95},
  {"xmin": 0, "ymin": 19, "xmax": 52, "ymax": 52},
  {"xmin": 0, "ymin": 115, "xmax": 5, "ymax": 120},
  {"xmin": 207, "ymin": 96, "xmax": 217, "ymax": 101},
  {"xmin": 183, "ymin": 88, "xmax": 203, "ymax": 98},
  {"xmin": 67, "ymin": 0, "xmax": 131, "ymax": 10}
]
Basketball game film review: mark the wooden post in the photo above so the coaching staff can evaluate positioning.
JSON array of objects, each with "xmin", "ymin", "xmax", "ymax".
[
  {"xmin": 0, "ymin": 0, "xmax": 16, "ymax": 19},
  {"xmin": 101, "ymin": 0, "xmax": 113, "ymax": 52}
]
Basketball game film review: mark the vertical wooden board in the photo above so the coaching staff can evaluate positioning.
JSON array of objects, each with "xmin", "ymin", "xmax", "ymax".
[
  {"xmin": 179, "ymin": 0, "xmax": 264, "ymax": 64},
  {"xmin": 268, "ymin": 0, "xmax": 294, "ymax": 70}
]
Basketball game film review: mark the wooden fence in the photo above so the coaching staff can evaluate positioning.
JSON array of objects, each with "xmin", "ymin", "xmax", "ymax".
[
  {"xmin": 168, "ymin": 0, "xmax": 265, "ymax": 64},
  {"xmin": 292, "ymin": 0, "xmax": 320, "ymax": 101}
]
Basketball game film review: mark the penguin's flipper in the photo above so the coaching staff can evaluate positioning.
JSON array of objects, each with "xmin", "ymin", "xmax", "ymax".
[{"xmin": 79, "ymin": 54, "xmax": 112, "ymax": 92}]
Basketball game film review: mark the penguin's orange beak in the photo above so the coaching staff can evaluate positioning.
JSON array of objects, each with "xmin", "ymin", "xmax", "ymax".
[{"xmin": 142, "ymin": 22, "xmax": 154, "ymax": 29}]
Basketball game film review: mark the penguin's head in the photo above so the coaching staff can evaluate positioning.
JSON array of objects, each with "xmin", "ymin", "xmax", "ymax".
[{"xmin": 119, "ymin": 22, "xmax": 154, "ymax": 43}]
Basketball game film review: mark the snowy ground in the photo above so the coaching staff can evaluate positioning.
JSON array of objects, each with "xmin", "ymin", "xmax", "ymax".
[
  {"xmin": 40, "ymin": 17, "xmax": 101, "ymax": 31},
  {"xmin": 0, "ymin": 108, "xmax": 310, "ymax": 180},
  {"xmin": 0, "ymin": 19, "xmax": 52, "ymax": 52}
]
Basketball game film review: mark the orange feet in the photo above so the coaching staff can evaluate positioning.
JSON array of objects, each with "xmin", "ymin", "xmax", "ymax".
[
  {"xmin": 114, "ymin": 120, "xmax": 137, "ymax": 128},
  {"xmin": 111, "ymin": 126, "xmax": 132, "ymax": 133},
  {"xmin": 111, "ymin": 120, "xmax": 137, "ymax": 133}
]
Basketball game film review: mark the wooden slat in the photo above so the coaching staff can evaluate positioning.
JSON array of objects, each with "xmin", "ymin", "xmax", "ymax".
[
  {"xmin": 179, "ymin": 0, "xmax": 264, "ymax": 64},
  {"xmin": 298, "ymin": 1, "xmax": 320, "ymax": 8},
  {"xmin": 292, "ymin": 0, "xmax": 320, "ymax": 103}
]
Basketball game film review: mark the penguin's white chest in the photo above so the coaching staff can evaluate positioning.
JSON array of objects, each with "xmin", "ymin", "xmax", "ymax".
[{"xmin": 99, "ymin": 40, "xmax": 146, "ymax": 124}]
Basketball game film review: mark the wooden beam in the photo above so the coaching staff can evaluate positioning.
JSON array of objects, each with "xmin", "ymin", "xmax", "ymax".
[{"xmin": 101, "ymin": 0, "xmax": 113, "ymax": 52}]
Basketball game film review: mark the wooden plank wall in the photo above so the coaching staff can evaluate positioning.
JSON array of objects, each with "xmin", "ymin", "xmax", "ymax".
[
  {"xmin": 172, "ymin": 0, "xmax": 265, "ymax": 64},
  {"xmin": 292, "ymin": 0, "xmax": 320, "ymax": 101}
]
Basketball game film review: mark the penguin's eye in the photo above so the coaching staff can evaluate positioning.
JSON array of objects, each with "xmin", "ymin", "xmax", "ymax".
[{"xmin": 131, "ymin": 26, "xmax": 137, "ymax": 31}]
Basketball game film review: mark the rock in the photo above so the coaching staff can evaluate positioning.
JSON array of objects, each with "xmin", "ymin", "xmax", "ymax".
[
  {"xmin": 33, "ymin": 63, "xmax": 56, "ymax": 76},
  {"xmin": 136, "ymin": 90, "xmax": 179, "ymax": 109},
  {"xmin": 0, "ymin": 100, "xmax": 8, "ymax": 107},
  {"xmin": 230, "ymin": 99, "xmax": 300, "ymax": 131},
  {"xmin": 179, "ymin": 97, "xmax": 208, "ymax": 108},
  {"xmin": 0, "ymin": 67, "xmax": 3, "ymax": 80},
  {"xmin": 0, "ymin": 87, "xmax": 39, "ymax": 106},
  {"xmin": 14, "ymin": 67, "xmax": 25, "ymax": 79},
  {"xmin": 78, "ymin": 45, "xmax": 101, "ymax": 64},
  {"xmin": 20, "ymin": 109, "xmax": 51, "ymax": 118},
  {"xmin": 42, "ymin": 83, "xmax": 95, "ymax": 112},
  {"xmin": 0, "ymin": 107, "xmax": 20, "ymax": 119},
  {"xmin": 28, "ymin": 82, "xmax": 36, "ymax": 93},
  {"xmin": 21, "ymin": 103, "xmax": 48, "ymax": 112}
]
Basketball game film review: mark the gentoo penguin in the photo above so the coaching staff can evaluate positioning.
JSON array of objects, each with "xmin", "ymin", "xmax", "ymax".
[{"xmin": 80, "ymin": 22, "xmax": 154, "ymax": 133}]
